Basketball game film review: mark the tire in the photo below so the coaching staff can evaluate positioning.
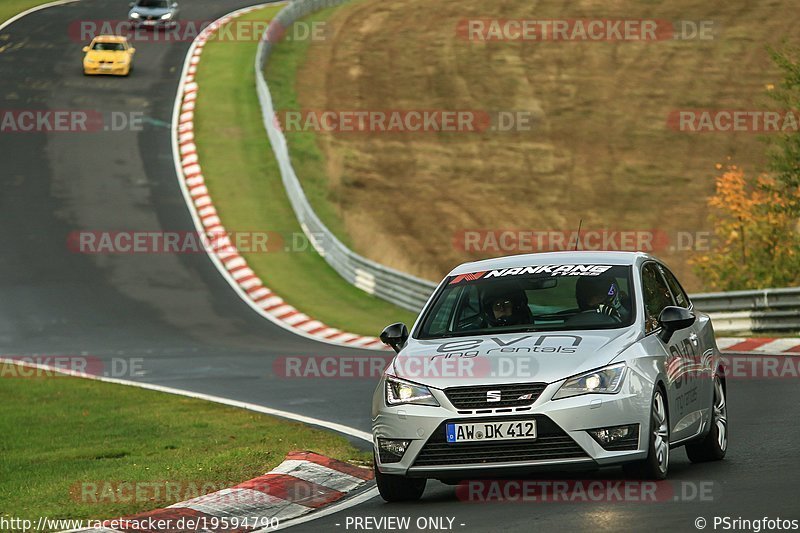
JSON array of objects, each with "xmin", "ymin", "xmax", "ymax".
[
  {"xmin": 686, "ymin": 374, "xmax": 728, "ymax": 462},
  {"xmin": 374, "ymin": 458, "xmax": 426, "ymax": 502},
  {"xmin": 623, "ymin": 386, "xmax": 670, "ymax": 480}
]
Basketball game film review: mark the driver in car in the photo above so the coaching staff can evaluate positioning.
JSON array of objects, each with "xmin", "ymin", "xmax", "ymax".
[
  {"xmin": 481, "ymin": 284, "xmax": 533, "ymax": 328},
  {"xmin": 575, "ymin": 275, "xmax": 626, "ymax": 322}
]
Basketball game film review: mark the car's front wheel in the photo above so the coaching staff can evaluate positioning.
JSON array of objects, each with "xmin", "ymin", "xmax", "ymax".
[
  {"xmin": 374, "ymin": 458, "xmax": 426, "ymax": 502},
  {"xmin": 686, "ymin": 374, "xmax": 727, "ymax": 462},
  {"xmin": 624, "ymin": 386, "xmax": 670, "ymax": 480}
]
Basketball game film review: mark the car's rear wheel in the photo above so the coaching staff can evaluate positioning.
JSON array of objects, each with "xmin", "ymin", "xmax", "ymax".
[
  {"xmin": 623, "ymin": 386, "xmax": 669, "ymax": 480},
  {"xmin": 374, "ymin": 458, "xmax": 426, "ymax": 502},
  {"xmin": 686, "ymin": 374, "xmax": 727, "ymax": 462}
]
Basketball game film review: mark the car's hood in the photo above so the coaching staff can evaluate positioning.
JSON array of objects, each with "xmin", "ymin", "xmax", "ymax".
[
  {"xmin": 392, "ymin": 328, "xmax": 640, "ymax": 389},
  {"xmin": 85, "ymin": 50, "xmax": 128, "ymax": 62},
  {"xmin": 130, "ymin": 6, "xmax": 172, "ymax": 17}
]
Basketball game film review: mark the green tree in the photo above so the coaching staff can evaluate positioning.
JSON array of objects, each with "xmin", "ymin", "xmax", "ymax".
[
  {"xmin": 692, "ymin": 166, "xmax": 800, "ymax": 291},
  {"xmin": 693, "ymin": 46, "xmax": 800, "ymax": 291}
]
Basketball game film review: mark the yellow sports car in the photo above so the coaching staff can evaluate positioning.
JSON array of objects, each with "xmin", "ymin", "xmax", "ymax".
[{"xmin": 82, "ymin": 35, "xmax": 136, "ymax": 76}]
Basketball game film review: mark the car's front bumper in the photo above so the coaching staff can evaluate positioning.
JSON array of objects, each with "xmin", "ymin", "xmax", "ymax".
[
  {"xmin": 84, "ymin": 64, "xmax": 130, "ymax": 76},
  {"xmin": 130, "ymin": 17, "xmax": 177, "ymax": 27},
  {"xmin": 372, "ymin": 370, "xmax": 654, "ymax": 479}
]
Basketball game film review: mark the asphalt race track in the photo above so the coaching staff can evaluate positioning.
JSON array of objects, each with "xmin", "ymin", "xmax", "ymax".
[
  {"xmin": 1, "ymin": 1, "xmax": 798, "ymax": 532},
  {"xmin": 0, "ymin": 0, "xmax": 384, "ymax": 432}
]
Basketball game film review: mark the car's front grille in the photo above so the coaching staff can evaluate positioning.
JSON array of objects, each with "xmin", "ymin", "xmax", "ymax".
[
  {"xmin": 444, "ymin": 383, "xmax": 547, "ymax": 410},
  {"xmin": 413, "ymin": 415, "xmax": 589, "ymax": 467}
]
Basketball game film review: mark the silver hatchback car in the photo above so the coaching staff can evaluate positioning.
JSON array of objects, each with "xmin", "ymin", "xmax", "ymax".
[
  {"xmin": 372, "ymin": 251, "xmax": 728, "ymax": 502},
  {"xmin": 128, "ymin": 0, "xmax": 179, "ymax": 28}
]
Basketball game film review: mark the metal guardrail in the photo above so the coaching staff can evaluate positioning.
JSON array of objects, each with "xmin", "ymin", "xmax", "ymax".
[
  {"xmin": 253, "ymin": 1, "xmax": 800, "ymax": 332},
  {"xmin": 255, "ymin": 0, "xmax": 438, "ymax": 313},
  {"xmin": 693, "ymin": 288, "xmax": 800, "ymax": 333}
]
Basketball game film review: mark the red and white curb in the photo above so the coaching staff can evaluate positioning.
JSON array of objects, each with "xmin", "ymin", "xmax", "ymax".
[
  {"xmin": 68, "ymin": 451, "xmax": 373, "ymax": 533},
  {"xmin": 717, "ymin": 337, "xmax": 800, "ymax": 354},
  {"xmin": 172, "ymin": 4, "xmax": 387, "ymax": 351}
]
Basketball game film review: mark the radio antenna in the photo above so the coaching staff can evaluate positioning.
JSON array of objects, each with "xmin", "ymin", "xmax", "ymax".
[{"xmin": 572, "ymin": 219, "xmax": 583, "ymax": 251}]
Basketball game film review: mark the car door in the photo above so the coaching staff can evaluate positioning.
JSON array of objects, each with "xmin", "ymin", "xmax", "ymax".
[
  {"xmin": 640, "ymin": 262, "xmax": 701, "ymax": 443},
  {"xmin": 659, "ymin": 264, "xmax": 713, "ymax": 434}
]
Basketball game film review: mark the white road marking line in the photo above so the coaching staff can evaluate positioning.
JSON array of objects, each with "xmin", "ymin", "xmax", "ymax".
[
  {"xmin": 266, "ymin": 487, "xmax": 380, "ymax": 532},
  {"xmin": 753, "ymin": 338, "xmax": 800, "ymax": 353},
  {"xmin": 269, "ymin": 460, "xmax": 366, "ymax": 493},
  {"xmin": 167, "ymin": 3, "xmax": 390, "ymax": 352},
  {"xmin": 0, "ymin": 358, "xmax": 371, "ymax": 442},
  {"xmin": 0, "ymin": 0, "xmax": 79, "ymax": 33},
  {"xmin": 283, "ymin": 313, "xmax": 310, "ymax": 325},
  {"xmin": 715, "ymin": 338, "xmax": 741, "ymax": 350},
  {"xmin": 177, "ymin": 488, "xmax": 310, "ymax": 521}
]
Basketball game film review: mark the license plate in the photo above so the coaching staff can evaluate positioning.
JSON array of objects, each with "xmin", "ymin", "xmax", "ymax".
[
  {"xmin": 101, "ymin": 65, "xmax": 112, "ymax": 70},
  {"xmin": 446, "ymin": 419, "xmax": 537, "ymax": 443}
]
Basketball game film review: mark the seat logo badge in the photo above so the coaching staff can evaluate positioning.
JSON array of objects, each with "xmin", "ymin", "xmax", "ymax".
[{"xmin": 486, "ymin": 390, "xmax": 501, "ymax": 402}]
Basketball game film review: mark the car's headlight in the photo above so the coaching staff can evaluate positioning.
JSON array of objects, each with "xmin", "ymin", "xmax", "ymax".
[
  {"xmin": 85, "ymin": 58, "xmax": 96, "ymax": 63},
  {"xmin": 385, "ymin": 376, "xmax": 439, "ymax": 407},
  {"xmin": 130, "ymin": 12, "xmax": 140, "ymax": 19},
  {"xmin": 160, "ymin": 12, "xmax": 172, "ymax": 19},
  {"xmin": 552, "ymin": 363, "xmax": 627, "ymax": 400}
]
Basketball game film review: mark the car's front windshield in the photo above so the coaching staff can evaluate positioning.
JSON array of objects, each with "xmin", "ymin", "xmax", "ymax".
[
  {"xmin": 92, "ymin": 42, "xmax": 126, "ymax": 51},
  {"xmin": 417, "ymin": 264, "xmax": 634, "ymax": 339},
  {"xmin": 137, "ymin": 0, "xmax": 169, "ymax": 8}
]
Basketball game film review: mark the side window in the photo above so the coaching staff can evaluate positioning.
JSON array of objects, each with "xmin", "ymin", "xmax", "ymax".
[
  {"xmin": 425, "ymin": 288, "xmax": 460, "ymax": 335},
  {"xmin": 641, "ymin": 263, "xmax": 674, "ymax": 334},
  {"xmin": 454, "ymin": 285, "xmax": 481, "ymax": 330},
  {"xmin": 660, "ymin": 266, "xmax": 690, "ymax": 309}
]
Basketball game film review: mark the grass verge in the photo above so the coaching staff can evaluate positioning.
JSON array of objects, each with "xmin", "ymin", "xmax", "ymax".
[
  {"xmin": 0, "ymin": 370, "xmax": 370, "ymax": 526},
  {"xmin": 265, "ymin": 0, "xmax": 800, "ymax": 291},
  {"xmin": 193, "ymin": 6, "xmax": 418, "ymax": 337},
  {"xmin": 264, "ymin": 6, "xmax": 354, "ymax": 248},
  {"xmin": 0, "ymin": 0, "xmax": 64, "ymax": 24}
]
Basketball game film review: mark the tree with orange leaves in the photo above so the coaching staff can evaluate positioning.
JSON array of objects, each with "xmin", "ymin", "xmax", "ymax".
[
  {"xmin": 694, "ymin": 45, "xmax": 800, "ymax": 290},
  {"xmin": 692, "ymin": 165, "xmax": 800, "ymax": 290}
]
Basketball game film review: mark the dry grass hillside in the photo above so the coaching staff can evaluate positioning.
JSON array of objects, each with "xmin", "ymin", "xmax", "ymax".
[{"xmin": 278, "ymin": 0, "xmax": 798, "ymax": 291}]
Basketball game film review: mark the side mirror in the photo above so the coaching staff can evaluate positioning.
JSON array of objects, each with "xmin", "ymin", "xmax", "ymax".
[
  {"xmin": 82, "ymin": 46, "xmax": 89, "ymax": 52},
  {"xmin": 172, "ymin": 3, "xmax": 178, "ymax": 7},
  {"xmin": 129, "ymin": 47, "xmax": 136, "ymax": 54},
  {"xmin": 380, "ymin": 322, "xmax": 409, "ymax": 353},
  {"xmin": 658, "ymin": 306, "xmax": 695, "ymax": 343},
  {"xmin": 129, "ymin": 2, "xmax": 135, "ymax": 7}
]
